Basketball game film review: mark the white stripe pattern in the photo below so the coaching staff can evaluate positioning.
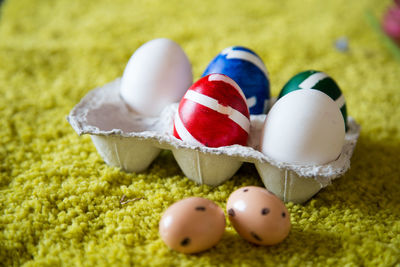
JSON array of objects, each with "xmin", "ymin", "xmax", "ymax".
[
  {"xmin": 174, "ymin": 112, "xmax": 203, "ymax": 146},
  {"xmin": 208, "ymin": 74, "xmax": 247, "ymax": 103},
  {"xmin": 221, "ymin": 47, "xmax": 269, "ymax": 78},
  {"xmin": 335, "ymin": 94, "xmax": 345, "ymax": 108},
  {"xmin": 183, "ymin": 90, "xmax": 250, "ymax": 133},
  {"xmin": 298, "ymin": 72, "xmax": 345, "ymax": 108},
  {"xmin": 246, "ymin": 96, "xmax": 257, "ymax": 108},
  {"xmin": 298, "ymin": 72, "xmax": 328, "ymax": 90}
]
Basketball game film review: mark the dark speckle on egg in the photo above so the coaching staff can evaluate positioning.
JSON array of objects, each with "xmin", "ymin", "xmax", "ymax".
[
  {"xmin": 228, "ymin": 208, "xmax": 235, "ymax": 217},
  {"xmin": 282, "ymin": 212, "xmax": 286, "ymax": 218},
  {"xmin": 181, "ymin": 237, "xmax": 191, "ymax": 246},
  {"xmin": 243, "ymin": 189, "xmax": 249, "ymax": 192},
  {"xmin": 195, "ymin": 206, "xmax": 206, "ymax": 211},
  {"xmin": 251, "ymin": 232, "xmax": 262, "ymax": 242},
  {"xmin": 261, "ymin": 208, "xmax": 270, "ymax": 215}
]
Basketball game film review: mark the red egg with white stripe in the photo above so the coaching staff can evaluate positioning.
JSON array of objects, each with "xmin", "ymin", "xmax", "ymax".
[{"xmin": 173, "ymin": 74, "xmax": 250, "ymax": 148}]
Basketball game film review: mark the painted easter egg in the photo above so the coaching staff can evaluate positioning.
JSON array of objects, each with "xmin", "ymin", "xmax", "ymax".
[
  {"xmin": 159, "ymin": 197, "xmax": 226, "ymax": 254},
  {"xmin": 173, "ymin": 74, "xmax": 250, "ymax": 148},
  {"xmin": 261, "ymin": 89, "xmax": 345, "ymax": 165},
  {"xmin": 202, "ymin": 46, "xmax": 270, "ymax": 114},
  {"xmin": 278, "ymin": 70, "xmax": 348, "ymax": 130},
  {"xmin": 227, "ymin": 186, "xmax": 291, "ymax": 246},
  {"xmin": 120, "ymin": 38, "xmax": 193, "ymax": 117}
]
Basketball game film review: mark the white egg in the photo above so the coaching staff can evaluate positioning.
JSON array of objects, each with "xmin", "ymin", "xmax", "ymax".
[
  {"xmin": 120, "ymin": 38, "xmax": 193, "ymax": 117},
  {"xmin": 260, "ymin": 89, "xmax": 345, "ymax": 165}
]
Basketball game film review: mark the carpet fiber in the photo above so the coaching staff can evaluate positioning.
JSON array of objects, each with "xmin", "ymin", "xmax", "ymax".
[{"xmin": 1, "ymin": 0, "xmax": 400, "ymax": 266}]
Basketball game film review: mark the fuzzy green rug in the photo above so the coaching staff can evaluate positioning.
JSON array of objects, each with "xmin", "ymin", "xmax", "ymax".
[{"xmin": 1, "ymin": 0, "xmax": 400, "ymax": 266}]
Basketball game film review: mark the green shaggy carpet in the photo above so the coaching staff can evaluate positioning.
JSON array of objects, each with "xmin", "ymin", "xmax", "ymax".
[{"xmin": 1, "ymin": 0, "xmax": 399, "ymax": 266}]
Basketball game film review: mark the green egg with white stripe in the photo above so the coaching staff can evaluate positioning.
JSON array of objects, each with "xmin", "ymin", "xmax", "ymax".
[{"xmin": 278, "ymin": 70, "xmax": 348, "ymax": 131}]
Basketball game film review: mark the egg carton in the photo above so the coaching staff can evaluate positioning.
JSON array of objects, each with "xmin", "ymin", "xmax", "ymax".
[{"xmin": 68, "ymin": 78, "xmax": 360, "ymax": 204}]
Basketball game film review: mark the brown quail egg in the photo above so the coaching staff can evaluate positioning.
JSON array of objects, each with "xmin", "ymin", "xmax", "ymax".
[
  {"xmin": 159, "ymin": 197, "xmax": 226, "ymax": 254},
  {"xmin": 227, "ymin": 186, "xmax": 291, "ymax": 245}
]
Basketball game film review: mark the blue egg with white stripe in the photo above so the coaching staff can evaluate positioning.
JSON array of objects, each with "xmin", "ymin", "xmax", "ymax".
[{"xmin": 202, "ymin": 46, "xmax": 270, "ymax": 114}]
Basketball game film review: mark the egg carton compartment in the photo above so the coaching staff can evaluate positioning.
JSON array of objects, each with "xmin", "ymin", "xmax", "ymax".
[{"xmin": 68, "ymin": 78, "xmax": 360, "ymax": 204}]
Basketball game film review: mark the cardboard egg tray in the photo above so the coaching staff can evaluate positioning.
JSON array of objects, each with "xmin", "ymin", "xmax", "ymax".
[{"xmin": 68, "ymin": 78, "xmax": 360, "ymax": 204}]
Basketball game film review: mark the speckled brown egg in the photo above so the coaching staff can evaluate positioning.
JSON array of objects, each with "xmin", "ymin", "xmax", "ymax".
[
  {"xmin": 227, "ymin": 186, "xmax": 291, "ymax": 246},
  {"xmin": 159, "ymin": 197, "xmax": 226, "ymax": 254}
]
